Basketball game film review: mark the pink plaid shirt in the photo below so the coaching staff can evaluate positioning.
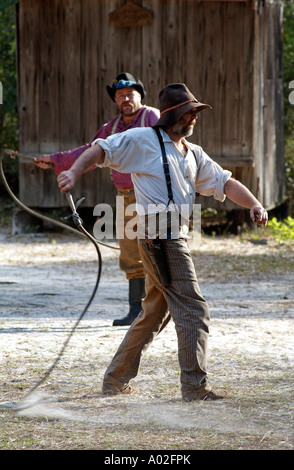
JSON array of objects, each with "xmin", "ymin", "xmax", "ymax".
[{"xmin": 50, "ymin": 105, "xmax": 160, "ymax": 189}]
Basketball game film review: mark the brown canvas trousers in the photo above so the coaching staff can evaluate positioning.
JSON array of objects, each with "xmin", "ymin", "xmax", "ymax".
[
  {"xmin": 103, "ymin": 238, "xmax": 210, "ymax": 395},
  {"xmin": 116, "ymin": 189, "xmax": 145, "ymax": 280}
]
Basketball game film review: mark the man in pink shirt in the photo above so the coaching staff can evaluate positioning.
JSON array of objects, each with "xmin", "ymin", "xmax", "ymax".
[{"xmin": 35, "ymin": 73, "xmax": 160, "ymax": 326}]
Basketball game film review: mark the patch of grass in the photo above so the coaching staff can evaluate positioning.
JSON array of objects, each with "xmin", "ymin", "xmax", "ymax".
[
  {"xmin": 267, "ymin": 217, "xmax": 294, "ymax": 242},
  {"xmin": 193, "ymin": 250, "xmax": 294, "ymax": 283}
]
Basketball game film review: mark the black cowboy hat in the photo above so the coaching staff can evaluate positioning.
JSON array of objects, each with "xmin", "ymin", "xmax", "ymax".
[
  {"xmin": 106, "ymin": 72, "xmax": 146, "ymax": 102},
  {"xmin": 153, "ymin": 83, "xmax": 211, "ymax": 127}
]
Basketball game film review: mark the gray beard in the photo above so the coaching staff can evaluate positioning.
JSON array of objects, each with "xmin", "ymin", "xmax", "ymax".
[{"xmin": 170, "ymin": 121, "xmax": 194, "ymax": 138}]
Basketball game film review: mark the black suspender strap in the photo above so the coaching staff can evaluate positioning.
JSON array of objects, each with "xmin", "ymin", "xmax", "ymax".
[
  {"xmin": 154, "ymin": 127, "xmax": 174, "ymax": 206},
  {"xmin": 192, "ymin": 149, "xmax": 200, "ymax": 197}
]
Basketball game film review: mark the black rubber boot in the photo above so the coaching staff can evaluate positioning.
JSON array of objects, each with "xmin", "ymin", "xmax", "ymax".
[{"xmin": 112, "ymin": 278, "xmax": 145, "ymax": 326}]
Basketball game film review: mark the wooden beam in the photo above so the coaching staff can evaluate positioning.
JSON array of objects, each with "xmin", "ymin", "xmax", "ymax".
[{"xmin": 211, "ymin": 155, "xmax": 255, "ymax": 167}]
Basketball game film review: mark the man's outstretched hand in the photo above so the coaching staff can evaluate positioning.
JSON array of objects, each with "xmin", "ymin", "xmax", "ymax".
[
  {"xmin": 250, "ymin": 205, "xmax": 268, "ymax": 226},
  {"xmin": 34, "ymin": 155, "xmax": 53, "ymax": 170},
  {"xmin": 57, "ymin": 170, "xmax": 77, "ymax": 193}
]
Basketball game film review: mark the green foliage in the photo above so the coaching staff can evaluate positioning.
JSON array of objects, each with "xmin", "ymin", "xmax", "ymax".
[
  {"xmin": 267, "ymin": 216, "xmax": 294, "ymax": 242},
  {"xmin": 283, "ymin": 1, "xmax": 294, "ymax": 134},
  {"xmin": 0, "ymin": 0, "xmax": 18, "ymax": 181},
  {"xmin": 285, "ymin": 138, "xmax": 294, "ymax": 203},
  {"xmin": 283, "ymin": 2, "xmax": 294, "ymax": 211}
]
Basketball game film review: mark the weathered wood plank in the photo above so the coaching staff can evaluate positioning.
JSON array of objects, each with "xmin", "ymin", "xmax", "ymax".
[
  {"xmin": 240, "ymin": 4, "xmax": 255, "ymax": 158},
  {"xmin": 221, "ymin": 2, "xmax": 244, "ymax": 157},
  {"xmin": 18, "ymin": 0, "xmax": 40, "ymax": 152},
  {"xmin": 80, "ymin": 0, "xmax": 101, "ymax": 142},
  {"xmin": 161, "ymin": 0, "xmax": 186, "ymax": 85},
  {"xmin": 99, "ymin": 0, "xmax": 124, "ymax": 125},
  {"xmin": 211, "ymin": 155, "xmax": 254, "ymax": 167},
  {"xmin": 18, "ymin": 0, "xmax": 41, "ymax": 204},
  {"xmin": 193, "ymin": 1, "xmax": 223, "ymax": 153},
  {"xmin": 38, "ymin": 0, "xmax": 60, "ymax": 153},
  {"xmin": 141, "ymin": 0, "xmax": 163, "ymax": 104},
  {"xmin": 58, "ymin": 0, "xmax": 82, "ymax": 149}
]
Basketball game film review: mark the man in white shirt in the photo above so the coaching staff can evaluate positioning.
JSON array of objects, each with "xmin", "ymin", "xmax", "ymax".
[{"xmin": 57, "ymin": 83, "xmax": 268, "ymax": 401}]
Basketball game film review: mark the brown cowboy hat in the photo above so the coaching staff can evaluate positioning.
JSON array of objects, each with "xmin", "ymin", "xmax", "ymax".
[{"xmin": 153, "ymin": 83, "xmax": 211, "ymax": 127}]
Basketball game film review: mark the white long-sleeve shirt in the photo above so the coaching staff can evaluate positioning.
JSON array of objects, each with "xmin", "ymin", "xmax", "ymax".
[{"xmin": 92, "ymin": 127, "xmax": 232, "ymax": 238}]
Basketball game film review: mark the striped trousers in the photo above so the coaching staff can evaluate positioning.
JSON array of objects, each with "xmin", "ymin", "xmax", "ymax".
[{"xmin": 103, "ymin": 238, "xmax": 210, "ymax": 396}]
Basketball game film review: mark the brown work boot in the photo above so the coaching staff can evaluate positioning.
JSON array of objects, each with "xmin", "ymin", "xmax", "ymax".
[
  {"xmin": 182, "ymin": 383, "xmax": 228, "ymax": 402},
  {"xmin": 102, "ymin": 382, "xmax": 138, "ymax": 396}
]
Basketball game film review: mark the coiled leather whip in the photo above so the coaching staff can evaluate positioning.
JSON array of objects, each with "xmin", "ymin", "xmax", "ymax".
[{"xmin": 0, "ymin": 151, "xmax": 117, "ymax": 409}]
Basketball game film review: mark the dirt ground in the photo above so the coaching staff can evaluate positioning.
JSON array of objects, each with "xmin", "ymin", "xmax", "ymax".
[{"xmin": 0, "ymin": 218, "xmax": 293, "ymax": 451}]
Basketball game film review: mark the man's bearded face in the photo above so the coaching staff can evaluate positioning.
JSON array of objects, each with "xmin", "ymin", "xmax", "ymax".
[
  {"xmin": 115, "ymin": 87, "xmax": 142, "ymax": 117},
  {"xmin": 170, "ymin": 109, "xmax": 198, "ymax": 138}
]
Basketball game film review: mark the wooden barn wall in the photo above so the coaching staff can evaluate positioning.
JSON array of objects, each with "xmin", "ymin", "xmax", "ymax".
[
  {"xmin": 257, "ymin": 1, "xmax": 285, "ymax": 210},
  {"xmin": 17, "ymin": 0, "xmax": 284, "ymax": 210}
]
